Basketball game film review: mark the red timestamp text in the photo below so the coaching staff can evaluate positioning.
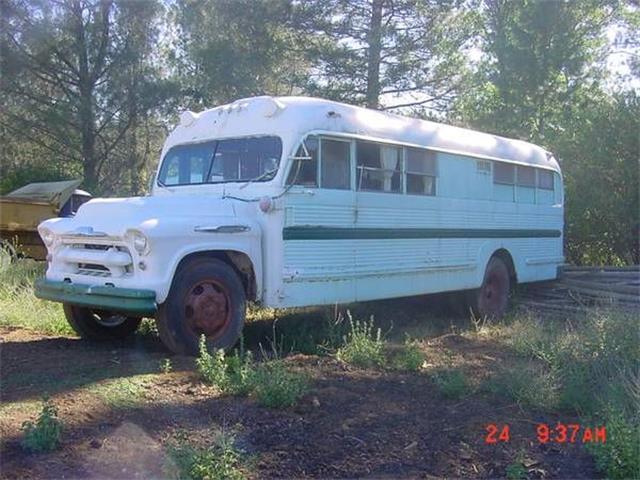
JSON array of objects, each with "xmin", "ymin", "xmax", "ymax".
[
  {"xmin": 484, "ymin": 423, "xmax": 606, "ymax": 444},
  {"xmin": 536, "ymin": 423, "xmax": 606, "ymax": 444}
]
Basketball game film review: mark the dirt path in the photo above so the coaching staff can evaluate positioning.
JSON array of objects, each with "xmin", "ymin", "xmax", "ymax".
[{"xmin": 0, "ymin": 324, "xmax": 599, "ymax": 479}]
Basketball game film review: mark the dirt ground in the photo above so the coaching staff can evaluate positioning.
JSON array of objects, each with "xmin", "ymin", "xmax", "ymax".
[{"xmin": 0, "ymin": 307, "xmax": 600, "ymax": 479}]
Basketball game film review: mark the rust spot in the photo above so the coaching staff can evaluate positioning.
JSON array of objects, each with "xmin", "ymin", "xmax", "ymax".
[{"xmin": 184, "ymin": 279, "xmax": 231, "ymax": 340}]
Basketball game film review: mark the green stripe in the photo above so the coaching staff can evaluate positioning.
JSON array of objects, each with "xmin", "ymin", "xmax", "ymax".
[{"xmin": 283, "ymin": 226, "xmax": 561, "ymax": 240}]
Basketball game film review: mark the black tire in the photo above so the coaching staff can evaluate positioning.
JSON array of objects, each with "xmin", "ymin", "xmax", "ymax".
[
  {"xmin": 156, "ymin": 257, "xmax": 246, "ymax": 355},
  {"xmin": 468, "ymin": 256, "xmax": 511, "ymax": 319},
  {"xmin": 63, "ymin": 305, "xmax": 142, "ymax": 340}
]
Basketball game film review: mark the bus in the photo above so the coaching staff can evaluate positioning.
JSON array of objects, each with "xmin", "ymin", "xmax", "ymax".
[{"xmin": 36, "ymin": 96, "xmax": 564, "ymax": 354}]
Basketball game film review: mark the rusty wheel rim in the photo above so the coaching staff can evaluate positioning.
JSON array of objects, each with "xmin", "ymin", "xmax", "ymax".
[
  {"xmin": 184, "ymin": 279, "xmax": 232, "ymax": 340},
  {"xmin": 481, "ymin": 269, "xmax": 508, "ymax": 315}
]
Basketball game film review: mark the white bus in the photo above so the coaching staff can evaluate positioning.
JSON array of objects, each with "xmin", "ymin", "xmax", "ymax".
[{"xmin": 36, "ymin": 96, "xmax": 564, "ymax": 354}]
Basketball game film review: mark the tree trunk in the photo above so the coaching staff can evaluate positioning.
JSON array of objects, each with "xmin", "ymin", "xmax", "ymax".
[
  {"xmin": 73, "ymin": 0, "xmax": 98, "ymax": 191},
  {"xmin": 365, "ymin": 0, "xmax": 383, "ymax": 109}
]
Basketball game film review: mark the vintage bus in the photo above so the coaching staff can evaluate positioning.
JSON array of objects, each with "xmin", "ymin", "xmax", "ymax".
[{"xmin": 35, "ymin": 96, "xmax": 564, "ymax": 354}]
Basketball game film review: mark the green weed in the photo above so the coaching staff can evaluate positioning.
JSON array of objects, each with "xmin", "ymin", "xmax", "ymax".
[
  {"xmin": 21, "ymin": 397, "xmax": 63, "ymax": 453},
  {"xmin": 505, "ymin": 461, "xmax": 527, "ymax": 480},
  {"xmin": 251, "ymin": 361, "xmax": 308, "ymax": 409},
  {"xmin": 391, "ymin": 337, "xmax": 425, "ymax": 371},
  {"xmin": 589, "ymin": 406, "xmax": 640, "ymax": 479},
  {"xmin": 168, "ymin": 430, "xmax": 246, "ymax": 480},
  {"xmin": 432, "ymin": 368, "xmax": 470, "ymax": 400},
  {"xmin": 495, "ymin": 308, "xmax": 639, "ymax": 478},
  {"xmin": 0, "ymin": 258, "xmax": 72, "ymax": 335},
  {"xmin": 197, "ymin": 335, "xmax": 307, "ymax": 408},
  {"xmin": 90, "ymin": 376, "xmax": 150, "ymax": 408},
  {"xmin": 160, "ymin": 358, "xmax": 173, "ymax": 374},
  {"xmin": 336, "ymin": 312, "xmax": 385, "ymax": 368},
  {"xmin": 196, "ymin": 336, "xmax": 254, "ymax": 396},
  {"xmin": 486, "ymin": 362, "xmax": 560, "ymax": 410}
]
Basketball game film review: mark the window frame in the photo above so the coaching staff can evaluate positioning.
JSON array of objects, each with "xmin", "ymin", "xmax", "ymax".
[
  {"xmin": 516, "ymin": 165, "xmax": 536, "ymax": 187},
  {"xmin": 493, "ymin": 161, "xmax": 516, "ymax": 185},
  {"xmin": 404, "ymin": 146, "xmax": 437, "ymax": 197},
  {"xmin": 286, "ymin": 135, "xmax": 319, "ymax": 187},
  {"xmin": 355, "ymin": 140, "xmax": 403, "ymax": 194},
  {"xmin": 537, "ymin": 169, "xmax": 555, "ymax": 191},
  {"xmin": 319, "ymin": 136, "xmax": 352, "ymax": 190}
]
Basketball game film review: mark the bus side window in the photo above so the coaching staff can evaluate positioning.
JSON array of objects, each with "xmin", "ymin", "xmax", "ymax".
[
  {"xmin": 537, "ymin": 170, "xmax": 554, "ymax": 190},
  {"xmin": 517, "ymin": 166, "xmax": 536, "ymax": 187},
  {"xmin": 287, "ymin": 136, "xmax": 319, "ymax": 187},
  {"xmin": 356, "ymin": 141, "xmax": 402, "ymax": 193},
  {"xmin": 406, "ymin": 147, "xmax": 436, "ymax": 195},
  {"xmin": 320, "ymin": 138, "xmax": 351, "ymax": 190},
  {"xmin": 494, "ymin": 162, "xmax": 515, "ymax": 184},
  {"xmin": 536, "ymin": 168, "xmax": 556, "ymax": 205}
]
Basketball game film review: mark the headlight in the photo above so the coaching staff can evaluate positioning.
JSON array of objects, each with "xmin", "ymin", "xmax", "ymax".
[
  {"xmin": 127, "ymin": 230, "xmax": 149, "ymax": 256},
  {"xmin": 41, "ymin": 229, "xmax": 56, "ymax": 247}
]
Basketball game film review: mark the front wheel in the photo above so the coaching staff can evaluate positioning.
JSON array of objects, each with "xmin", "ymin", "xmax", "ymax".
[
  {"xmin": 156, "ymin": 258, "xmax": 246, "ymax": 355},
  {"xmin": 468, "ymin": 256, "xmax": 511, "ymax": 319},
  {"xmin": 63, "ymin": 305, "xmax": 141, "ymax": 340}
]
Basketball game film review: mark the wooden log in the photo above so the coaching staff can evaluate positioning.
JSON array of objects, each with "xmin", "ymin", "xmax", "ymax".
[
  {"xmin": 563, "ymin": 265, "xmax": 640, "ymax": 273},
  {"xmin": 561, "ymin": 279, "xmax": 640, "ymax": 296},
  {"xmin": 565, "ymin": 286, "xmax": 640, "ymax": 304},
  {"xmin": 519, "ymin": 301, "xmax": 587, "ymax": 314},
  {"xmin": 562, "ymin": 272, "xmax": 640, "ymax": 281}
]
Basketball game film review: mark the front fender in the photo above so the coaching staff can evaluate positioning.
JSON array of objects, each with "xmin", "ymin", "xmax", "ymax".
[{"xmin": 155, "ymin": 220, "xmax": 263, "ymax": 304}]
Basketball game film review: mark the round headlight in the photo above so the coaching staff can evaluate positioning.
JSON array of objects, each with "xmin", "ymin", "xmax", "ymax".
[
  {"xmin": 127, "ymin": 230, "xmax": 149, "ymax": 255},
  {"xmin": 41, "ymin": 229, "xmax": 55, "ymax": 247}
]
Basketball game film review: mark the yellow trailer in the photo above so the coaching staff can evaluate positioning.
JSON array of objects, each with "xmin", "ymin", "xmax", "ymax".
[{"xmin": 0, "ymin": 180, "xmax": 90, "ymax": 260}]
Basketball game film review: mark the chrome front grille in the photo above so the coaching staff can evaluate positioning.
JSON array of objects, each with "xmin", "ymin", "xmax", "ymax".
[{"xmin": 58, "ymin": 241, "xmax": 133, "ymax": 278}]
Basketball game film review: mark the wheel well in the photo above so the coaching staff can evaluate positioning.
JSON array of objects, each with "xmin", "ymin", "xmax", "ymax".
[
  {"xmin": 492, "ymin": 248, "xmax": 517, "ymax": 284},
  {"xmin": 175, "ymin": 250, "xmax": 257, "ymax": 300}
]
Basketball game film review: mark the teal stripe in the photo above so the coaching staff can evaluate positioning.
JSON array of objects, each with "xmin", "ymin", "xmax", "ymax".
[{"xmin": 283, "ymin": 226, "xmax": 561, "ymax": 240}]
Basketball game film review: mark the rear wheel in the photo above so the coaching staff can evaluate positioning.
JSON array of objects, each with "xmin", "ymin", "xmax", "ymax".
[
  {"xmin": 156, "ymin": 258, "xmax": 246, "ymax": 355},
  {"xmin": 63, "ymin": 305, "xmax": 141, "ymax": 340},
  {"xmin": 469, "ymin": 256, "xmax": 511, "ymax": 318}
]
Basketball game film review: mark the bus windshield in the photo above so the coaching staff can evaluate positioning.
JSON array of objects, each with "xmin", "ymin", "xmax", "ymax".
[{"xmin": 158, "ymin": 136, "xmax": 282, "ymax": 186}]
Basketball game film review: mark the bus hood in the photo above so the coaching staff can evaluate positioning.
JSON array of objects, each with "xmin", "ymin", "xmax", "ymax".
[{"xmin": 39, "ymin": 194, "xmax": 239, "ymax": 238}]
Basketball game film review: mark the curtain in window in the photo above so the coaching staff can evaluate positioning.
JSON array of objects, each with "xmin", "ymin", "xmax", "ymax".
[{"xmin": 381, "ymin": 146, "xmax": 399, "ymax": 191}]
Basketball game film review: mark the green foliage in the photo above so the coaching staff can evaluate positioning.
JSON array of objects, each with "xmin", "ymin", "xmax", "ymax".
[
  {"xmin": 298, "ymin": 0, "xmax": 476, "ymax": 112},
  {"xmin": 90, "ymin": 376, "xmax": 150, "ymax": 409},
  {"xmin": 21, "ymin": 397, "xmax": 63, "ymax": 453},
  {"xmin": 251, "ymin": 361, "xmax": 308, "ymax": 409},
  {"xmin": 168, "ymin": 431, "xmax": 245, "ymax": 480},
  {"xmin": 489, "ymin": 363, "xmax": 560, "ymax": 410},
  {"xmin": 589, "ymin": 406, "xmax": 640, "ymax": 480},
  {"xmin": 432, "ymin": 368, "xmax": 470, "ymax": 400},
  {"xmin": 391, "ymin": 337, "xmax": 425, "ymax": 371},
  {"xmin": 558, "ymin": 92, "xmax": 640, "ymax": 265},
  {"xmin": 501, "ymin": 309, "xmax": 639, "ymax": 478},
  {"xmin": 455, "ymin": 0, "xmax": 614, "ymax": 140},
  {"xmin": 1, "ymin": 0, "xmax": 169, "ymax": 195},
  {"xmin": 336, "ymin": 313, "xmax": 385, "ymax": 368},
  {"xmin": 196, "ymin": 335, "xmax": 307, "ymax": 408},
  {"xmin": 160, "ymin": 358, "xmax": 173, "ymax": 374},
  {"xmin": 0, "ymin": 258, "xmax": 71, "ymax": 335},
  {"xmin": 196, "ymin": 336, "xmax": 254, "ymax": 396},
  {"xmin": 0, "ymin": 166, "xmax": 70, "ymax": 196},
  {"xmin": 172, "ymin": 0, "xmax": 306, "ymax": 108},
  {"xmin": 505, "ymin": 460, "xmax": 527, "ymax": 480}
]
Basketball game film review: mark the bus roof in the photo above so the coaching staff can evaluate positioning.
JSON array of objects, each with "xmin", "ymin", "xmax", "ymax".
[{"xmin": 168, "ymin": 96, "xmax": 560, "ymax": 173}]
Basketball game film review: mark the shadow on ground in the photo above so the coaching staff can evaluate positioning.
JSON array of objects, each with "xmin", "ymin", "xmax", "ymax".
[{"xmin": 0, "ymin": 343, "xmax": 599, "ymax": 479}]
